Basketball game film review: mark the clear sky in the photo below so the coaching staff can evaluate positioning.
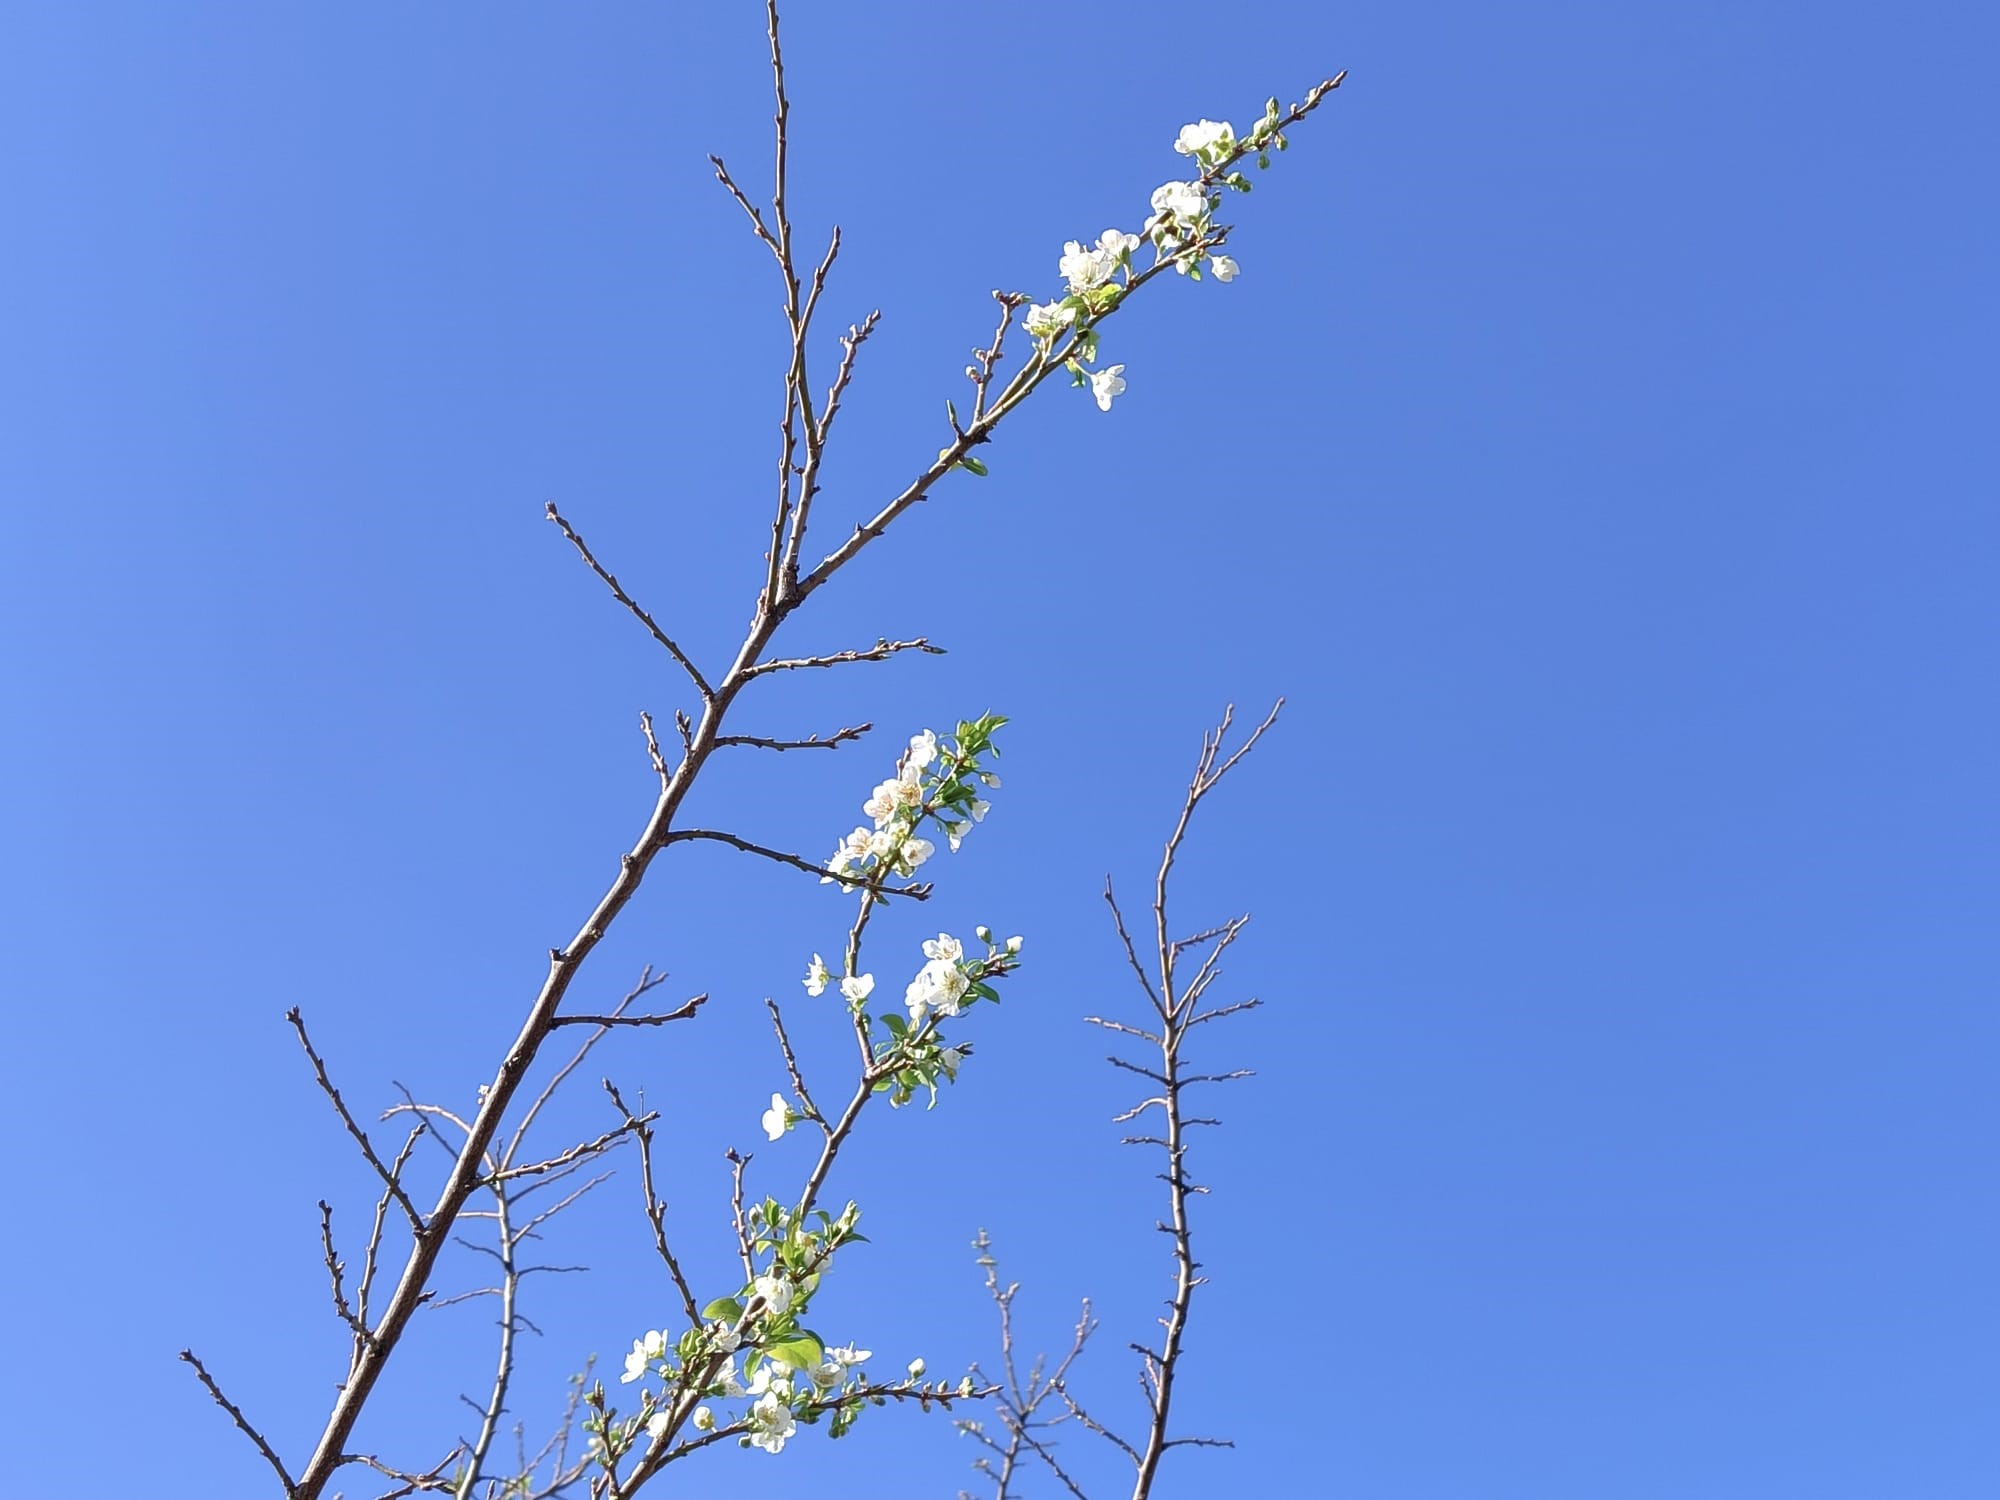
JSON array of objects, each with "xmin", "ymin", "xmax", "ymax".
[{"xmin": 3, "ymin": 3, "xmax": 1995, "ymax": 1496}]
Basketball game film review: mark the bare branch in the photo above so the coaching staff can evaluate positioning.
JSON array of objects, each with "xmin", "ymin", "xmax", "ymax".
[
  {"xmin": 744, "ymin": 635, "xmax": 944, "ymax": 678},
  {"xmin": 714, "ymin": 721, "xmax": 871, "ymax": 753},
  {"xmin": 604, "ymin": 1081, "xmax": 703, "ymax": 1328},
  {"xmin": 549, "ymin": 995, "xmax": 707, "ymax": 1030},
  {"xmin": 319, "ymin": 1201, "xmax": 369, "ymax": 1344},
  {"xmin": 765, "ymin": 996, "xmax": 822, "ymax": 1124},
  {"xmin": 289, "ymin": 1008, "xmax": 424, "ymax": 1232},
  {"xmin": 179, "ymin": 1349, "xmax": 295, "ymax": 1491},
  {"xmin": 544, "ymin": 503, "xmax": 711, "ymax": 700}
]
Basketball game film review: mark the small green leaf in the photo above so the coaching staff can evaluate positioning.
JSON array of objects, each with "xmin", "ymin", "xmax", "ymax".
[
  {"xmin": 702, "ymin": 1296, "xmax": 744, "ymax": 1324},
  {"xmin": 958, "ymin": 455, "xmax": 989, "ymax": 477},
  {"xmin": 766, "ymin": 1333, "xmax": 825, "ymax": 1371}
]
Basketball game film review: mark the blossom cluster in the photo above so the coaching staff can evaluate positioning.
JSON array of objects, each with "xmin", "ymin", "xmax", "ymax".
[
  {"xmin": 610, "ymin": 1200, "xmax": 935, "ymax": 1456},
  {"xmin": 1014, "ymin": 98, "xmax": 1298, "ymax": 416}
]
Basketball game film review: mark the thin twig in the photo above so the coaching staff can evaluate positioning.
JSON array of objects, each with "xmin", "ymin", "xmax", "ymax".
[
  {"xmin": 179, "ymin": 1350, "xmax": 295, "ymax": 1491},
  {"xmin": 545, "ymin": 503, "xmax": 711, "ymax": 699},
  {"xmin": 713, "ymin": 722, "xmax": 871, "ymax": 752},
  {"xmin": 744, "ymin": 636, "xmax": 944, "ymax": 678},
  {"xmin": 289, "ymin": 1008, "xmax": 424, "ymax": 1231}
]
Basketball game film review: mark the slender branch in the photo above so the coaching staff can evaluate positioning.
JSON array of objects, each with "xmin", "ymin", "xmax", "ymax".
[
  {"xmin": 544, "ymin": 504, "xmax": 711, "ymax": 700},
  {"xmin": 714, "ymin": 722, "xmax": 870, "ymax": 752},
  {"xmin": 179, "ymin": 1350, "xmax": 295, "ymax": 1492},
  {"xmin": 289, "ymin": 1008, "xmax": 424, "ymax": 1232},
  {"xmin": 765, "ymin": 996, "xmax": 822, "ymax": 1123},
  {"xmin": 320, "ymin": 1201, "xmax": 368, "ymax": 1344},
  {"xmin": 744, "ymin": 636, "xmax": 944, "ymax": 678},
  {"xmin": 549, "ymin": 996, "xmax": 707, "ymax": 1029},
  {"xmin": 664, "ymin": 827, "xmax": 930, "ymax": 897},
  {"xmin": 605, "ymin": 1080, "xmax": 703, "ymax": 1328}
]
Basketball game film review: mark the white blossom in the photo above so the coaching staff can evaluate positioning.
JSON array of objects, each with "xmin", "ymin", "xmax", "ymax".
[
  {"xmin": 923, "ymin": 933, "xmax": 964, "ymax": 964},
  {"xmin": 803, "ymin": 954, "xmax": 830, "ymax": 996},
  {"xmin": 827, "ymin": 1343, "xmax": 872, "ymax": 1366},
  {"xmin": 938, "ymin": 1044, "xmax": 967, "ymax": 1079},
  {"xmin": 908, "ymin": 1357, "xmax": 927, "ymax": 1379},
  {"xmin": 1211, "ymin": 254, "xmax": 1240, "ymax": 282},
  {"xmin": 746, "ymin": 1390, "xmax": 797, "ymax": 1455},
  {"xmin": 692, "ymin": 1405, "xmax": 715, "ymax": 1431},
  {"xmin": 1024, "ymin": 299, "xmax": 1076, "ymax": 341},
  {"xmin": 840, "ymin": 972, "xmax": 875, "ymax": 1005},
  {"xmin": 1059, "ymin": 238, "xmax": 1119, "ymax": 292},
  {"xmin": 980, "ymin": 773, "xmax": 1002, "ymax": 788},
  {"xmin": 900, "ymin": 836, "xmax": 935, "ymax": 870},
  {"xmin": 1005, "ymin": 935, "xmax": 1024, "ymax": 954},
  {"xmin": 906, "ymin": 957, "xmax": 971, "ymax": 1021},
  {"xmin": 969, "ymin": 798, "xmax": 991, "ymax": 822},
  {"xmin": 907, "ymin": 729, "xmax": 939, "ymax": 769},
  {"xmin": 707, "ymin": 1320, "xmax": 743, "ymax": 1353},
  {"xmin": 1097, "ymin": 227, "xmax": 1142, "ymax": 259},
  {"xmin": 621, "ymin": 1330, "xmax": 666, "ymax": 1383},
  {"xmin": 761, "ymin": 1093, "xmax": 791, "ymax": 1142},
  {"xmin": 753, "ymin": 1273, "xmax": 794, "ymax": 1316},
  {"xmin": 864, "ymin": 774, "xmax": 921, "ymax": 827},
  {"xmin": 1173, "ymin": 118, "xmax": 1236, "ymax": 158},
  {"xmin": 645, "ymin": 1409, "xmax": 672, "ymax": 1439},
  {"xmin": 1147, "ymin": 180, "xmax": 1209, "ymax": 237},
  {"xmin": 1090, "ymin": 364, "xmax": 1128, "ymax": 412}
]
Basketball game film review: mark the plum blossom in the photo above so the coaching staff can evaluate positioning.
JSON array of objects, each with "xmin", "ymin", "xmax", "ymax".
[
  {"xmin": 802, "ymin": 954, "xmax": 830, "ymax": 996},
  {"xmin": 1211, "ymin": 254, "xmax": 1240, "ymax": 282},
  {"xmin": 1090, "ymin": 365, "xmax": 1127, "ymax": 412},
  {"xmin": 692, "ymin": 1405, "xmax": 715, "ymax": 1431},
  {"xmin": 1173, "ymin": 118, "xmax": 1236, "ymax": 158},
  {"xmin": 1147, "ymin": 180, "xmax": 1209, "ymax": 237},
  {"xmin": 907, "ymin": 729, "xmax": 939, "ymax": 769},
  {"xmin": 761, "ymin": 1093, "xmax": 791, "ymax": 1142},
  {"xmin": 746, "ymin": 1390, "xmax": 797, "ymax": 1454},
  {"xmin": 905, "ymin": 956, "xmax": 971, "ymax": 1022},
  {"xmin": 753, "ymin": 1273, "xmax": 794, "ymax": 1316},
  {"xmin": 839, "ymin": 972, "xmax": 875, "ymax": 1005},
  {"xmin": 826, "ymin": 1343, "xmax": 872, "ymax": 1366},
  {"xmin": 1098, "ymin": 227, "xmax": 1142, "ymax": 259},
  {"xmin": 1024, "ymin": 299, "xmax": 1076, "ymax": 342},
  {"xmin": 923, "ymin": 933, "xmax": 964, "ymax": 965},
  {"xmin": 900, "ymin": 836, "xmax": 935, "ymax": 871},
  {"xmin": 1059, "ymin": 238, "xmax": 1119, "ymax": 292},
  {"xmin": 863, "ymin": 773, "xmax": 921, "ymax": 827},
  {"xmin": 907, "ymin": 1357, "xmax": 926, "ymax": 1379},
  {"xmin": 622, "ymin": 1329, "xmax": 666, "ymax": 1383}
]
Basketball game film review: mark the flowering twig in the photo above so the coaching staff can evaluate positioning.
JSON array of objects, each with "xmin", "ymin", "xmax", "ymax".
[
  {"xmin": 217, "ymin": 0, "xmax": 1339, "ymax": 1483},
  {"xmin": 662, "ymin": 827, "xmax": 931, "ymax": 898}
]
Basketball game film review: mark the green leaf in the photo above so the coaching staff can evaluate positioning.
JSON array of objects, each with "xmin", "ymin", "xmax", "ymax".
[
  {"xmin": 702, "ymin": 1296, "xmax": 744, "ymax": 1324},
  {"xmin": 765, "ymin": 1333, "xmax": 825, "ymax": 1371},
  {"xmin": 958, "ymin": 455, "xmax": 989, "ymax": 477}
]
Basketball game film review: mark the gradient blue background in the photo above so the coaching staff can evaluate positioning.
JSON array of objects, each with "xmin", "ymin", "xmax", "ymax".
[{"xmin": 3, "ymin": 3, "xmax": 1995, "ymax": 1495}]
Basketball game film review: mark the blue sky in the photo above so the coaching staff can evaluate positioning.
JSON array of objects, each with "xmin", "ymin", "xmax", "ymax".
[{"xmin": 2, "ymin": 3, "xmax": 1995, "ymax": 1496}]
